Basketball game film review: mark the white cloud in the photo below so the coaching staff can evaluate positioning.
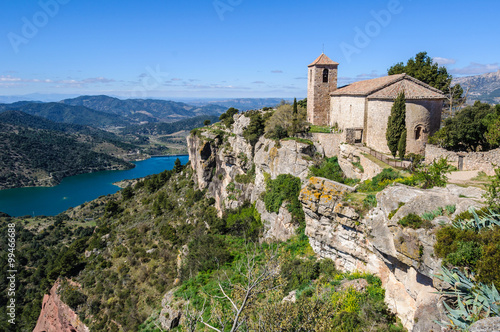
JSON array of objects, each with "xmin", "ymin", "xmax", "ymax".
[
  {"xmin": 433, "ymin": 57, "xmax": 457, "ymax": 66},
  {"xmin": 450, "ymin": 62, "xmax": 500, "ymax": 76}
]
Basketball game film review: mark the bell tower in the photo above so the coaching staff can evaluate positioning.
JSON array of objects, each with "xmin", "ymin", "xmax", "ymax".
[{"xmin": 307, "ymin": 54, "xmax": 339, "ymax": 126}]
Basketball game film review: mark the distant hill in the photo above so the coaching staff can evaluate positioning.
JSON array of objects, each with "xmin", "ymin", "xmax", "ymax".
[
  {"xmin": 0, "ymin": 111, "xmax": 138, "ymax": 189},
  {"xmin": 0, "ymin": 102, "xmax": 132, "ymax": 127},
  {"xmin": 453, "ymin": 70, "xmax": 500, "ymax": 104},
  {"xmin": 187, "ymin": 98, "xmax": 292, "ymax": 111},
  {"xmin": 120, "ymin": 115, "xmax": 220, "ymax": 136},
  {"xmin": 61, "ymin": 95, "xmax": 227, "ymax": 122}
]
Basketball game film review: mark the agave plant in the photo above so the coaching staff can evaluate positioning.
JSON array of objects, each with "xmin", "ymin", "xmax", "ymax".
[
  {"xmin": 452, "ymin": 207, "xmax": 500, "ymax": 231},
  {"xmin": 435, "ymin": 267, "xmax": 500, "ymax": 330}
]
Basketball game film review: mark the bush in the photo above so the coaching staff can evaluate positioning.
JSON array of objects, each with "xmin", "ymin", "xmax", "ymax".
[
  {"xmin": 182, "ymin": 234, "xmax": 232, "ymax": 279},
  {"xmin": 263, "ymin": 174, "xmax": 304, "ymax": 227},
  {"xmin": 414, "ymin": 157, "xmax": 452, "ymax": 189},
  {"xmin": 308, "ymin": 156, "xmax": 358, "ymax": 186},
  {"xmin": 219, "ymin": 107, "xmax": 239, "ymax": 128},
  {"xmin": 398, "ymin": 213, "xmax": 432, "ymax": 229},
  {"xmin": 281, "ymin": 258, "xmax": 320, "ymax": 293},
  {"xmin": 357, "ymin": 168, "xmax": 404, "ymax": 192}
]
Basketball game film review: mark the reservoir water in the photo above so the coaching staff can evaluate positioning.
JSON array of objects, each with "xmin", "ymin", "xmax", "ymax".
[{"xmin": 0, "ymin": 155, "xmax": 189, "ymax": 217}]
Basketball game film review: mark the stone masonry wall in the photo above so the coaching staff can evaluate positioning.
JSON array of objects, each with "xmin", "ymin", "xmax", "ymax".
[
  {"xmin": 366, "ymin": 99, "xmax": 442, "ymax": 155},
  {"xmin": 330, "ymin": 95, "xmax": 365, "ymax": 129},
  {"xmin": 311, "ymin": 132, "xmax": 346, "ymax": 158},
  {"xmin": 307, "ymin": 65, "xmax": 337, "ymax": 126},
  {"xmin": 425, "ymin": 144, "xmax": 500, "ymax": 175}
]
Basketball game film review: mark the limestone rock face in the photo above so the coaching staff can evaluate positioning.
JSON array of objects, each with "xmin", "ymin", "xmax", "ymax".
[
  {"xmin": 469, "ymin": 317, "xmax": 500, "ymax": 332},
  {"xmin": 187, "ymin": 114, "xmax": 318, "ymax": 240},
  {"xmin": 159, "ymin": 289, "xmax": 183, "ymax": 330},
  {"xmin": 33, "ymin": 281, "xmax": 89, "ymax": 332},
  {"xmin": 299, "ymin": 178, "xmax": 485, "ymax": 332}
]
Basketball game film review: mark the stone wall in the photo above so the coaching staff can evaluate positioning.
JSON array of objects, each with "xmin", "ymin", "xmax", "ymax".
[
  {"xmin": 330, "ymin": 95, "xmax": 366, "ymax": 129},
  {"xmin": 307, "ymin": 64, "xmax": 338, "ymax": 126},
  {"xmin": 425, "ymin": 144, "xmax": 500, "ymax": 176},
  {"xmin": 365, "ymin": 99, "xmax": 442, "ymax": 155}
]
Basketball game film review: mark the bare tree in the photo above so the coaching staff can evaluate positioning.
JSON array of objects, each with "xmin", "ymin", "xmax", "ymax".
[{"xmin": 189, "ymin": 243, "xmax": 282, "ymax": 332}]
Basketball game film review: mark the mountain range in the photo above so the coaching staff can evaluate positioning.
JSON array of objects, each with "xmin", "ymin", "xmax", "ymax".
[{"xmin": 453, "ymin": 70, "xmax": 500, "ymax": 104}]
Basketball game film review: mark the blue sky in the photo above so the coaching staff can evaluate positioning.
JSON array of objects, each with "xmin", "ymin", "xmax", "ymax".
[{"xmin": 1, "ymin": 0, "xmax": 499, "ymax": 100}]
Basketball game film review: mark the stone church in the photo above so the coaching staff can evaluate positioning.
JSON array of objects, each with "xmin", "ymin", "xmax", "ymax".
[{"xmin": 307, "ymin": 54, "xmax": 445, "ymax": 155}]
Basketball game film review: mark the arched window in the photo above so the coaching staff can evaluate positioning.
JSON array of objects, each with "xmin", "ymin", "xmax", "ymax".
[
  {"xmin": 415, "ymin": 126, "xmax": 423, "ymax": 140},
  {"xmin": 323, "ymin": 69, "xmax": 329, "ymax": 83}
]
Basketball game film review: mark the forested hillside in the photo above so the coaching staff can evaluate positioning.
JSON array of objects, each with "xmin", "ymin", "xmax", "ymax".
[
  {"xmin": 61, "ymin": 95, "xmax": 226, "ymax": 123},
  {"xmin": 0, "ymin": 112, "xmax": 137, "ymax": 189}
]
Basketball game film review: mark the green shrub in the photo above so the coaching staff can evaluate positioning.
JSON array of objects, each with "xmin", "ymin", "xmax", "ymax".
[
  {"xmin": 281, "ymin": 258, "xmax": 320, "ymax": 293},
  {"xmin": 363, "ymin": 194, "xmax": 377, "ymax": 210},
  {"xmin": 234, "ymin": 164, "xmax": 256, "ymax": 184},
  {"xmin": 263, "ymin": 174, "xmax": 305, "ymax": 227},
  {"xmin": 308, "ymin": 156, "xmax": 358, "ymax": 186},
  {"xmin": 414, "ymin": 157, "xmax": 452, "ymax": 189},
  {"xmin": 388, "ymin": 202, "xmax": 405, "ymax": 219},
  {"xmin": 358, "ymin": 168, "xmax": 404, "ymax": 192},
  {"xmin": 219, "ymin": 107, "xmax": 239, "ymax": 128},
  {"xmin": 398, "ymin": 213, "xmax": 432, "ymax": 229}
]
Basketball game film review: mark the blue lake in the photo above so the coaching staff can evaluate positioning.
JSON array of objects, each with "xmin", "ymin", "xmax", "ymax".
[{"xmin": 0, "ymin": 155, "xmax": 189, "ymax": 217}]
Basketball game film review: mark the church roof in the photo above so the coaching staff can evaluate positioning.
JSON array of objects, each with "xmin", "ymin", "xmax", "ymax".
[
  {"xmin": 308, "ymin": 53, "xmax": 339, "ymax": 67},
  {"xmin": 331, "ymin": 74, "xmax": 445, "ymax": 100}
]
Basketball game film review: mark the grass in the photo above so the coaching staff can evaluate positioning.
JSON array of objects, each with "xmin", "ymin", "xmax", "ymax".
[
  {"xmin": 471, "ymin": 171, "xmax": 492, "ymax": 182},
  {"xmin": 309, "ymin": 125, "xmax": 332, "ymax": 133},
  {"xmin": 282, "ymin": 137, "xmax": 314, "ymax": 145},
  {"xmin": 360, "ymin": 152, "xmax": 395, "ymax": 170}
]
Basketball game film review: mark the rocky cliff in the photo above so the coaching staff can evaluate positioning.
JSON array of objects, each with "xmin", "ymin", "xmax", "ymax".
[
  {"xmin": 33, "ymin": 281, "xmax": 89, "ymax": 332},
  {"xmin": 187, "ymin": 112, "xmax": 487, "ymax": 331},
  {"xmin": 299, "ymin": 177, "xmax": 485, "ymax": 331},
  {"xmin": 188, "ymin": 114, "xmax": 317, "ymax": 240}
]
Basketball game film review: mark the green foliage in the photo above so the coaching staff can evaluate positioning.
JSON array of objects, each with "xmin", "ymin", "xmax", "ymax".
[
  {"xmin": 398, "ymin": 129, "xmax": 407, "ymax": 159},
  {"xmin": 414, "ymin": 157, "xmax": 452, "ymax": 189},
  {"xmin": 398, "ymin": 213, "xmax": 432, "ymax": 229},
  {"xmin": 121, "ymin": 186, "xmax": 134, "ymax": 200},
  {"xmin": 435, "ymin": 267, "xmax": 500, "ymax": 330},
  {"xmin": 242, "ymin": 110, "xmax": 265, "ymax": 147},
  {"xmin": 363, "ymin": 194, "xmax": 378, "ymax": 210},
  {"xmin": 264, "ymin": 103, "xmax": 308, "ymax": 139},
  {"xmin": 263, "ymin": 174, "xmax": 305, "ymax": 227},
  {"xmin": 388, "ymin": 51, "xmax": 461, "ymax": 97},
  {"xmin": 174, "ymin": 157, "xmax": 183, "ymax": 173},
  {"xmin": 281, "ymin": 258, "xmax": 319, "ymax": 293},
  {"xmin": 218, "ymin": 107, "xmax": 239, "ymax": 128},
  {"xmin": 309, "ymin": 125, "xmax": 332, "ymax": 133},
  {"xmin": 60, "ymin": 281, "xmax": 88, "ymax": 310},
  {"xmin": 222, "ymin": 203, "xmax": 263, "ymax": 240},
  {"xmin": 388, "ymin": 202, "xmax": 405, "ymax": 219},
  {"xmin": 309, "ymin": 156, "xmax": 358, "ymax": 186},
  {"xmin": 386, "ymin": 92, "xmax": 406, "ymax": 158},
  {"xmin": 182, "ymin": 234, "xmax": 233, "ymax": 279},
  {"xmin": 121, "ymin": 115, "xmax": 220, "ymax": 136},
  {"xmin": 429, "ymin": 101, "xmax": 497, "ymax": 152},
  {"xmin": 104, "ymin": 200, "xmax": 123, "ymax": 218},
  {"xmin": 357, "ymin": 168, "xmax": 405, "ymax": 192},
  {"xmin": 234, "ymin": 164, "xmax": 256, "ymax": 184},
  {"xmin": 485, "ymin": 168, "xmax": 500, "ymax": 209}
]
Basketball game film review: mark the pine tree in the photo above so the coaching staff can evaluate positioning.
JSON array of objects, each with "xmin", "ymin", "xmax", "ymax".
[
  {"xmin": 174, "ymin": 158, "xmax": 182, "ymax": 173},
  {"xmin": 386, "ymin": 92, "xmax": 406, "ymax": 157},
  {"xmin": 398, "ymin": 129, "xmax": 407, "ymax": 159}
]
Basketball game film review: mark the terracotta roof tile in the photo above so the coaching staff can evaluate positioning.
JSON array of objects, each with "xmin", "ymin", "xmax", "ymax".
[
  {"xmin": 308, "ymin": 54, "xmax": 339, "ymax": 67},
  {"xmin": 331, "ymin": 74, "xmax": 445, "ymax": 100}
]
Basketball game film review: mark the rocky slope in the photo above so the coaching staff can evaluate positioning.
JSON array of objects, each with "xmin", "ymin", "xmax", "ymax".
[
  {"xmin": 187, "ymin": 112, "xmax": 487, "ymax": 331},
  {"xmin": 299, "ymin": 177, "xmax": 484, "ymax": 331},
  {"xmin": 33, "ymin": 281, "xmax": 89, "ymax": 332},
  {"xmin": 453, "ymin": 70, "xmax": 500, "ymax": 104},
  {"xmin": 188, "ymin": 113, "xmax": 317, "ymax": 240}
]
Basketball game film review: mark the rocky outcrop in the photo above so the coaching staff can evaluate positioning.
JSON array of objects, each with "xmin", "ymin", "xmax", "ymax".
[
  {"xmin": 159, "ymin": 289, "xmax": 184, "ymax": 330},
  {"xmin": 188, "ymin": 114, "xmax": 319, "ymax": 240},
  {"xmin": 469, "ymin": 317, "xmax": 500, "ymax": 332},
  {"xmin": 33, "ymin": 281, "xmax": 89, "ymax": 332},
  {"xmin": 299, "ymin": 177, "xmax": 486, "ymax": 331}
]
